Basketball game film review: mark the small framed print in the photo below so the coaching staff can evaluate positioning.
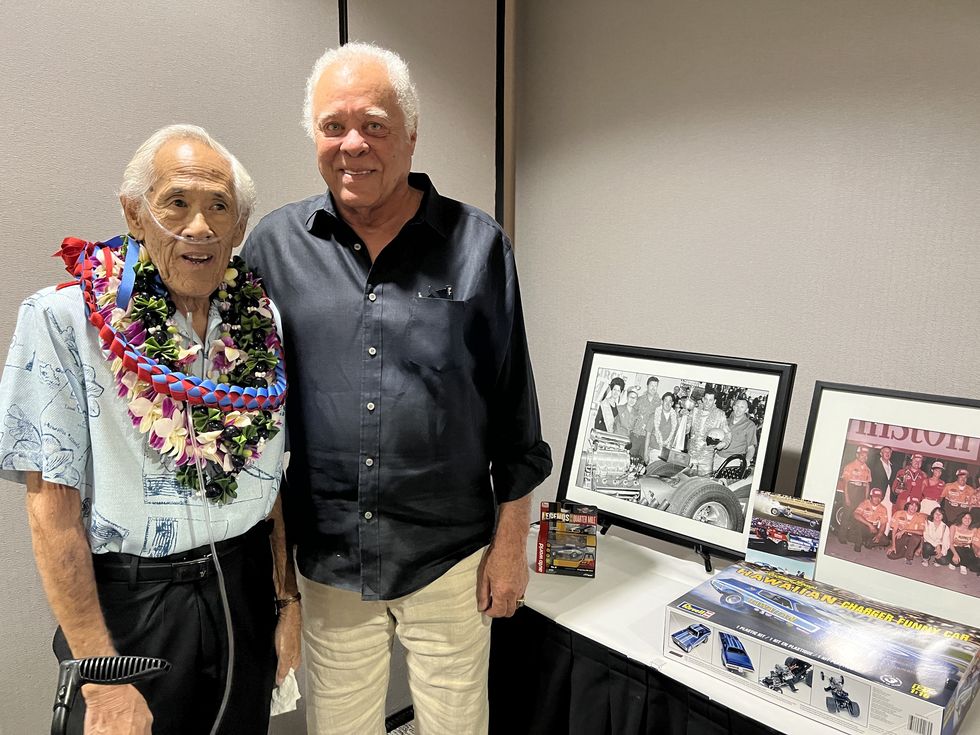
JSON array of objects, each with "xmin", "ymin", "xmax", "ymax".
[
  {"xmin": 797, "ymin": 381, "xmax": 980, "ymax": 627},
  {"xmin": 557, "ymin": 342, "xmax": 795, "ymax": 557}
]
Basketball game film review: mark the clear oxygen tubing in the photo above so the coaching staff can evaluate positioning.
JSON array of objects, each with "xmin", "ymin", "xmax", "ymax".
[
  {"xmin": 181, "ymin": 311, "xmax": 236, "ymax": 735},
  {"xmin": 140, "ymin": 196, "xmax": 244, "ymax": 247}
]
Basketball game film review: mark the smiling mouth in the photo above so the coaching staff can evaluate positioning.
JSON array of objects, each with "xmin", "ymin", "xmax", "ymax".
[
  {"xmin": 342, "ymin": 169, "xmax": 374, "ymax": 178},
  {"xmin": 182, "ymin": 254, "xmax": 214, "ymax": 265}
]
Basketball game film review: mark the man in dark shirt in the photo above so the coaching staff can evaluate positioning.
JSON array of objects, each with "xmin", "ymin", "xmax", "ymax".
[{"xmin": 243, "ymin": 42, "xmax": 552, "ymax": 734}]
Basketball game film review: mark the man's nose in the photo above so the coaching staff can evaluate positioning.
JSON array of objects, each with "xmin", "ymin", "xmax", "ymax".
[
  {"xmin": 181, "ymin": 211, "xmax": 214, "ymax": 240},
  {"xmin": 340, "ymin": 128, "xmax": 369, "ymax": 154}
]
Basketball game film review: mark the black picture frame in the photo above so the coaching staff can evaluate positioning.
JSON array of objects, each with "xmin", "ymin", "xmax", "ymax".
[
  {"xmin": 556, "ymin": 342, "xmax": 796, "ymax": 558},
  {"xmin": 796, "ymin": 381, "xmax": 980, "ymax": 627}
]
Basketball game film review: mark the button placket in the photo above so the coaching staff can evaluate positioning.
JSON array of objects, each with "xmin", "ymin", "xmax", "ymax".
[{"xmin": 358, "ymin": 278, "xmax": 383, "ymax": 594}]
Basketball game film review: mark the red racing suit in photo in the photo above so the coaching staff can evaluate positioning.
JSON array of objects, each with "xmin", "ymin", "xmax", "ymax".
[{"xmin": 893, "ymin": 468, "xmax": 927, "ymax": 515}]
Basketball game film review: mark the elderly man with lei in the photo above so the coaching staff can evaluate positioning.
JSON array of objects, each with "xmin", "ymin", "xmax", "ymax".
[{"xmin": 0, "ymin": 125, "xmax": 300, "ymax": 734}]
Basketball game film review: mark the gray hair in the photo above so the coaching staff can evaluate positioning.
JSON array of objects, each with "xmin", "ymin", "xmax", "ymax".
[
  {"xmin": 119, "ymin": 124, "xmax": 257, "ymax": 219},
  {"xmin": 303, "ymin": 42, "xmax": 419, "ymax": 139}
]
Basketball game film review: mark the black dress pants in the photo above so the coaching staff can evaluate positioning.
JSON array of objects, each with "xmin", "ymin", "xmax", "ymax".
[{"xmin": 53, "ymin": 521, "xmax": 278, "ymax": 734}]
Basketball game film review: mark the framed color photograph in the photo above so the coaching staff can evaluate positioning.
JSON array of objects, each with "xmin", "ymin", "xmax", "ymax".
[
  {"xmin": 556, "ymin": 342, "xmax": 796, "ymax": 557},
  {"xmin": 797, "ymin": 382, "xmax": 980, "ymax": 627}
]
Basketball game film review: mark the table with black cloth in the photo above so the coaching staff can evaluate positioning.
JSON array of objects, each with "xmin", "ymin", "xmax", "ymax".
[{"xmin": 488, "ymin": 533, "xmax": 980, "ymax": 735}]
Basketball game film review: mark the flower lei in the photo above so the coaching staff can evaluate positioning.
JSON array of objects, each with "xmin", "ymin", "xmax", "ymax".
[{"xmin": 57, "ymin": 235, "xmax": 286, "ymax": 504}]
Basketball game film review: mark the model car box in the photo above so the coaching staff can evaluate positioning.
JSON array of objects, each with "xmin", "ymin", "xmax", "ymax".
[
  {"xmin": 664, "ymin": 563, "xmax": 980, "ymax": 735},
  {"xmin": 535, "ymin": 501, "xmax": 597, "ymax": 577}
]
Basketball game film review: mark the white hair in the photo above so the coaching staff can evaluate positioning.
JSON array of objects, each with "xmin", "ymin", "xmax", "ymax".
[
  {"xmin": 303, "ymin": 42, "xmax": 419, "ymax": 139},
  {"xmin": 119, "ymin": 124, "xmax": 257, "ymax": 219}
]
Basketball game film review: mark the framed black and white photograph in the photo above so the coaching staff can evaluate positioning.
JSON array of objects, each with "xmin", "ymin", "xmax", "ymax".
[
  {"xmin": 797, "ymin": 382, "xmax": 980, "ymax": 627},
  {"xmin": 557, "ymin": 342, "xmax": 796, "ymax": 556}
]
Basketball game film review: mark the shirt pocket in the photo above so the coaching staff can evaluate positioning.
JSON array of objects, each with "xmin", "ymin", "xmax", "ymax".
[{"xmin": 405, "ymin": 296, "xmax": 466, "ymax": 372}]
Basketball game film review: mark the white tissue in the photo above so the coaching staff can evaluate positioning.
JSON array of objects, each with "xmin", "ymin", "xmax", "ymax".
[{"xmin": 271, "ymin": 668, "xmax": 301, "ymax": 716}]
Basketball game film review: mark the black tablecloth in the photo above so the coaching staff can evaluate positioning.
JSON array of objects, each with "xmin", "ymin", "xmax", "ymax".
[{"xmin": 490, "ymin": 607, "xmax": 784, "ymax": 735}]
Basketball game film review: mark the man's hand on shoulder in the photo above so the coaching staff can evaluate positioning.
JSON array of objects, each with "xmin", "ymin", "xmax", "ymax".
[
  {"xmin": 477, "ymin": 495, "xmax": 532, "ymax": 618},
  {"xmin": 83, "ymin": 683, "xmax": 152, "ymax": 734}
]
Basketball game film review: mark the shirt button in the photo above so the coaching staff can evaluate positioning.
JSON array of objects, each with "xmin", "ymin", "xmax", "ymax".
[
  {"xmin": 365, "ymin": 457, "xmax": 374, "ymax": 467},
  {"xmin": 353, "ymin": 243, "xmax": 362, "ymax": 251},
  {"xmin": 366, "ymin": 402, "xmax": 376, "ymax": 411},
  {"xmin": 363, "ymin": 511, "xmax": 373, "ymax": 520},
  {"xmin": 368, "ymin": 293, "xmax": 377, "ymax": 302},
  {"xmin": 368, "ymin": 347, "xmax": 377, "ymax": 356}
]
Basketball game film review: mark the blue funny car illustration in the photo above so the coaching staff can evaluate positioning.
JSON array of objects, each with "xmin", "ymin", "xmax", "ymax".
[
  {"xmin": 671, "ymin": 623, "xmax": 711, "ymax": 653},
  {"xmin": 719, "ymin": 632, "xmax": 754, "ymax": 674},
  {"xmin": 709, "ymin": 577, "xmax": 824, "ymax": 635}
]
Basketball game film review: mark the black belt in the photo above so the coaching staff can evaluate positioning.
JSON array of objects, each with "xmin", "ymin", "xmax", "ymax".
[{"xmin": 93, "ymin": 520, "xmax": 272, "ymax": 585}]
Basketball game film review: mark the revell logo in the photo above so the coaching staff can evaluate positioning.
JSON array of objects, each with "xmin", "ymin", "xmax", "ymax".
[{"xmin": 678, "ymin": 602, "xmax": 714, "ymax": 619}]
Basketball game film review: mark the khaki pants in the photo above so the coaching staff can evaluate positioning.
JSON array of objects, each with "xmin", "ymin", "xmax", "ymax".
[{"xmin": 301, "ymin": 547, "xmax": 491, "ymax": 735}]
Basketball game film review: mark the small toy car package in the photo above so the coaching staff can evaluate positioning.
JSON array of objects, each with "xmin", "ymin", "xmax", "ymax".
[{"xmin": 535, "ymin": 501, "xmax": 598, "ymax": 577}]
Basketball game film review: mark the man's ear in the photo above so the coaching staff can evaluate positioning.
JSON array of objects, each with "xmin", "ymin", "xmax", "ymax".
[{"xmin": 120, "ymin": 196, "xmax": 145, "ymax": 241}]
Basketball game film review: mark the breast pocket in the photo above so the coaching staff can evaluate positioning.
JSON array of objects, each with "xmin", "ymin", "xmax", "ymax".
[{"xmin": 406, "ymin": 297, "xmax": 467, "ymax": 372}]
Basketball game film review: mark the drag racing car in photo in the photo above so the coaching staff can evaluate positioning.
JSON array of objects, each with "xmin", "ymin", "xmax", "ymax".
[
  {"xmin": 765, "ymin": 526, "xmax": 820, "ymax": 554},
  {"xmin": 581, "ymin": 430, "xmax": 752, "ymax": 531},
  {"xmin": 753, "ymin": 493, "xmax": 822, "ymax": 528}
]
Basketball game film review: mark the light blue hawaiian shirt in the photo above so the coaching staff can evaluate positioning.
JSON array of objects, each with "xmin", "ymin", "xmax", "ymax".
[{"xmin": 0, "ymin": 285, "xmax": 285, "ymax": 556}]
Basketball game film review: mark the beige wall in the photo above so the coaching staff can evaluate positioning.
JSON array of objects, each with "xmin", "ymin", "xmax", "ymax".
[
  {"xmin": 0, "ymin": 1, "xmax": 496, "ymax": 731},
  {"xmin": 513, "ymin": 1, "xmax": 980, "ymax": 520},
  {"xmin": 350, "ymin": 0, "xmax": 497, "ymax": 214}
]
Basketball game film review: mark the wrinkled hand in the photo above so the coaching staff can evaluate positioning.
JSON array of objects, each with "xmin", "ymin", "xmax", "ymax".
[
  {"xmin": 477, "ymin": 539, "xmax": 528, "ymax": 618},
  {"xmin": 275, "ymin": 604, "xmax": 302, "ymax": 686},
  {"xmin": 83, "ymin": 683, "xmax": 152, "ymax": 734}
]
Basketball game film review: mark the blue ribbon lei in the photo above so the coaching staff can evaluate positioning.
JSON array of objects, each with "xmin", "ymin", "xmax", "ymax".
[{"xmin": 115, "ymin": 235, "xmax": 141, "ymax": 310}]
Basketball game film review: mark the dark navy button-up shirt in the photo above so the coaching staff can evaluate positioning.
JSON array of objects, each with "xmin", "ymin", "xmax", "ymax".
[{"xmin": 242, "ymin": 174, "xmax": 552, "ymax": 600}]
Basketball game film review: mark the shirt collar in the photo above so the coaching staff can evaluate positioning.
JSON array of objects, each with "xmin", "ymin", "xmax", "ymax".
[{"xmin": 304, "ymin": 172, "xmax": 449, "ymax": 240}]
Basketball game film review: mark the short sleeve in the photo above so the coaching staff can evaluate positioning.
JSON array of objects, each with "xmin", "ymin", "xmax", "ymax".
[{"xmin": 0, "ymin": 292, "xmax": 90, "ymax": 489}]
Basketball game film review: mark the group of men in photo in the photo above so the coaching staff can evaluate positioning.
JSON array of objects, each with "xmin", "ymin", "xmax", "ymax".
[
  {"xmin": 593, "ymin": 376, "xmax": 767, "ymax": 477},
  {"xmin": 836, "ymin": 444, "xmax": 980, "ymax": 576}
]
